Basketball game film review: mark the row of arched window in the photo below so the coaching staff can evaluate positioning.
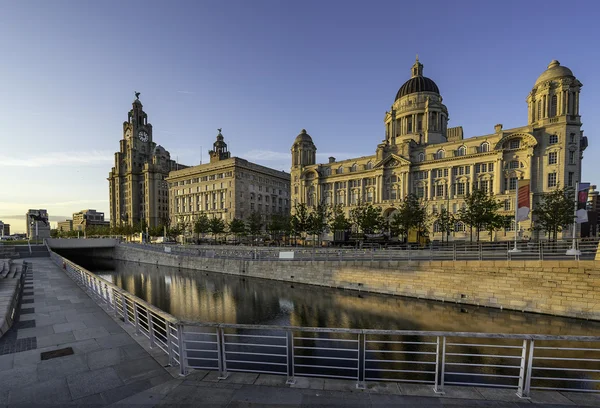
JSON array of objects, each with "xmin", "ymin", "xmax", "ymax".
[
  {"xmin": 417, "ymin": 142, "xmax": 491, "ymax": 162},
  {"xmin": 322, "ymin": 161, "xmax": 373, "ymax": 176}
]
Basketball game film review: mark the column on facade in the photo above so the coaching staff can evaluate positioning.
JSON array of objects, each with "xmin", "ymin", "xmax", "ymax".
[
  {"xmin": 495, "ymin": 159, "xmax": 504, "ymax": 194},
  {"xmin": 376, "ymin": 175, "xmax": 382, "ymax": 203}
]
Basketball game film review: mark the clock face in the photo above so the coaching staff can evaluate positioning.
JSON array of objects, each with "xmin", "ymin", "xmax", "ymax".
[{"xmin": 138, "ymin": 130, "xmax": 149, "ymax": 142}]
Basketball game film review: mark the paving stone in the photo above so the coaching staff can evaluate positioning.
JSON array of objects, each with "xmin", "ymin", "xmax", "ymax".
[
  {"xmin": 559, "ymin": 391, "xmax": 600, "ymax": 406},
  {"xmin": 37, "ymin": 353, "xmax": 90, "ymax": 382},
  {"xmin": 120, "ymin": 342, "xmax": 149, "ymax": 359},
  {"xmin": 158, "ymin": 383, "xmax": 235, "ymax": 406},
  {"xmin": 475, "ymin": 387, "xmax": 525, "ymax": 403},
  {"xmin": 87, "ymin": 347, "xmax": 125, "ymax": 370},
  {"xmin": 15, "ymin": 324, "xmax": 55, "ymax": 339},
  {"xmin": 67, "ymin": 366, "xmax": 124, "ymax": 400},
  {"xmin": 73, "ymin": 326, "xmax": 111, "ymax": 341},
  {"xmin": 113, "ymin": 356, "xmax": 167, "ymax": 384},
  {"xmin": 442, "ymin": 386, "xmax": 486, "ymax": 400},
  {"xmin": 300, "ymin": 389, "xmax": 371, "ymax": 407},
  {"xmin": 253, "ymin": 373, "xmax": 288, "ymax": 387},
  {"xmin": 366, "ymin": 381, "xmax": 401, "ymax": 394},
  {"xmin": 53, "ymin": 320, "xmax": 87, "ymax": 333},
  {"xmin": 370, "ymin": 392, "xmax": 443, "ymax": 406},
  {"xmin": 61, "ymin": 338, "xmax": 102, "ymax": 354},
  {"xmin": 36, "ymin": 331, "xmax": 76, "ymax": 348},
  {"xmin": 7, "ymin": 377, "xmax": 72, "ymax": 405},
  {"xmin": 399, "ymin": 383, "xmax": 439, "ymax": 396},
  {"xmin": 0, "ymin": 353, "xmax": 14, "ymax": 370},
  {"xmin": 324, "ymin": 378, "xmax": 361, "ymax": 392},
  {"xmin": 100, "ymin": 378, "xmax": 156, "ymax": 405},
  {"xmin": 0, "ymin": 364, "xmax": 39, "ymax": 389},
  {"xmin": 231, "ymin": 384, "xmax": 304, "ymax": 406},
  {"xmin": 221, "ymin": 372, "xmax": 259, "ymax": 384},
  {"xmin": 96, "ymin": 332, "xmax": 135, "ymax": 349},
  {"xmin": 290, "ymin": 376, "xmax": 325, "ymax": 390}
]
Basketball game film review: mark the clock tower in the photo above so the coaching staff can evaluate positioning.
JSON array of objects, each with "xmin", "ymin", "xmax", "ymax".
[{"xmin": 108, "ymin": 93, "xmax": 185, "ymax": 230}]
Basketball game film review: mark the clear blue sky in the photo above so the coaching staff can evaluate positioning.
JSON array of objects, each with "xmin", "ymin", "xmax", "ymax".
[{"xmin": 1, "ymin": 0, "xmax": 599, "ymax": 233}]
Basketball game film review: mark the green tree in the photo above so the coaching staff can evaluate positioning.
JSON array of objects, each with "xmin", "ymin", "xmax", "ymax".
[
  {"xmin": 193, "ymin": 213, "xmax": 211, "ymax": 243},
  {"xmin": 390, "ymin": 194, "xmax": 428, "ymax": 241},
  {"xmin": 457, "ymin": 189, "xmax": 503, "ymax": 242},
  {"xmin": 290, "ymin": 203, "xmax": 310, "ymax": 243},
  {"xmin": 328, "ymin": 204, "xmax": 351, "ymax": 232},
  {"xmin": 307, "ymin": 203, "xmax": 331, "ymax": 246},
  {"xmin": 267, "ymin": 214, "xmax": 290, "ymax": 243},
  {"xmin": 208, "ymin": 217, "xmax": 226, "ymax": 242},
  {"xmin": 350, "ymin": 202, "xmax": 385, "ymax": 235},
  {"xmin": 435, "ymin": 208, "xmax": 455, "ymax": 245},
  {"xmin": 532, "ymin": 186, "xmax": 574, "ymax": 241},
  {"xmin": 247, "ymin": 212, "xmax": 263, "ymax": 242},
  {"xmin": 229, "ymin": 218, "xmax": 246, "ymax": 243},
  {"xmin": 485, "ymin": 213, "xmax": 512, "ymax": 242},
  {"xmin": 50, "ymin": 229, "xmax": 59, "ymax": 238}
]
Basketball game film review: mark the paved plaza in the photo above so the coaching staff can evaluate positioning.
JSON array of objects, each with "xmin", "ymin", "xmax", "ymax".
[{"xmin": 0, "ymin": 257, "xmax": 599, "ymax": 407}]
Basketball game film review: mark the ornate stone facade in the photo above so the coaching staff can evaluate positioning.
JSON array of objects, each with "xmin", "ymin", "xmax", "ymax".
[
  {"xmin": 167, "ymin": 130, "xmax": 291, "ymax": 229},
  {"xmin": 108, "ymin": 95, "xmax": 186, "ymax": 229},
  {"xmin": 291, "ymin": 59, "xmax": 587, "ymax": 241}
]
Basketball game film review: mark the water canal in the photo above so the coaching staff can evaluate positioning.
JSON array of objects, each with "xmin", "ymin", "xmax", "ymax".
[{"xmin": 74, "ymin": 258, "xmax": 600, "ymax": 391}]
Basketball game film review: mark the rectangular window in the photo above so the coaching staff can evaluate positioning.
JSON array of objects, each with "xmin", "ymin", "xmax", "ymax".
[
  {"xmin": 416, "ymin": 186, "xmax": 425, "ymax": 198},
  {"xmin": 481, "ymin": 163, "xmax": 487, "ymax": 172},
  {"xmin": 488, "ymin": 163, "xmax": 494, "ymax": 172},
  {"xmin": 457, "ymin": 183, "xmax": 465, "ymax": 196},
  {"xmin": 452, "ymin": 168, "xmax": 458, "ymax": 176},
  {"xmin": 459, "ymin": 167, "xmax": 464, "ymax": 175},
  {"xmin": 569, "ymin": 151, "xmax": 575, "ymax": 165},
  {"xmin": 480, "ymin": 180, "xmax": 489, "ymax": 194},
  {"xmin": 504, "ymin": 199, "xmax": 511, "ymax": 211},
  {"xmin": 548, "ymin": 173, "xmax": 557, "ymax": 188},
  {"xmin": 509, "ymin": 140, "xmax": 521, "ymax": 149},
  {"xmin": 568, "ymin": 172, "xmax": 574, "ymax": 187},
  {"xmin": 549, "ymin": 134, "xmax": 558, "ymax": 145},
  {"xmin": 436, "ymin": 184, "xmax": 444, "ymax": 197},
  {"xmin": 509, "ymin": 177, "xmax": 518, "ymax": 190},
  {"xmin": 475, "ymin": 163, "xmax": 480, "ymax": 173},
  {"xmin": 465, "ymin": 166, "xmax": 470, "ymax": 175},
  {"xmin": 444, "ymin": 168, "xmax": 448, "ymax": 177},
  {"xmin": 548, "ymin": 152, "xmax": 557, "ymax": 165}
]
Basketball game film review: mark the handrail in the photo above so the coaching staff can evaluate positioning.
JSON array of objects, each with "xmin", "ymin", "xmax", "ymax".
[{"xmin": 49, "ymin": 249, "xmax": 600, "ymax": 397}]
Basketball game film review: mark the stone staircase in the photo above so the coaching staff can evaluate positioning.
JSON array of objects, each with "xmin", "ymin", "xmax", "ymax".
[
  {"xmin": 0, "ymin": 246, "xmax": 19, "ymax": 259},
  {"xmin": 0, "ymin": 259, "xmax": 26, "ymax": 338}
]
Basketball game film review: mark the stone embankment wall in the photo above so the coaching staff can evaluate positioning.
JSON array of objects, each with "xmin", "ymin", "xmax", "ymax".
[{"xmin": 115, "ymin": 246, "xmax": 600, "ymax": 321}]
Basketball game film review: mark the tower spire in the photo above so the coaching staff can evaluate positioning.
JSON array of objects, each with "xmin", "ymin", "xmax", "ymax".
[{"xmin": 411, "ymin": 56, "xmax": 423, "ymax": 78}]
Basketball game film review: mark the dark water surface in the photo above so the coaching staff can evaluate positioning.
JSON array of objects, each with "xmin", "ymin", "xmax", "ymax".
[{"xmin": 89, "ymin": 259, "xmax": 600, "ymax": 335}]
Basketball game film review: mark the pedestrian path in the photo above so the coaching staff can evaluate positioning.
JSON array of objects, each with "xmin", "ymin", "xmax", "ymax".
[
  {"xmin": 0, "ymin": 257, "xmax": 173, "ymax": 406},
  {"xmin": 2, "ymin": 257, "xmax": 600, "ymax": 407}
]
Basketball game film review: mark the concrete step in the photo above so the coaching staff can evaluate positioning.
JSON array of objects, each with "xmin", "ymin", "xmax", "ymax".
[
  {"xmin": 9, "ymin": 263, "xmax": 17, "ymax": 279},
  {"xmin": 0, "ymin": 260, "xmax": 9, "ymax": 279}
]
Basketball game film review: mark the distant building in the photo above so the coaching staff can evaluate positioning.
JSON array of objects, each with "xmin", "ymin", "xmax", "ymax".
[
  {"xmin": 291, "ymin": 59, "xmax": 587, "ymax": 241},
  {"xmin": 25, "ymin": 209, "xmax": 51, "ymax": 239},
  {"xmin": 108, "ymin": 93, "xmax": 187, "ymax": 229},
  {"xmin": 72, "ymin": 209, "xmax": 109, "ymax": 231},
  {"xmin": 57, "ymin": 220, "xmax": 74, "ymax": 232},
  {"xmin": 166, "ymin": 130, "xmax": 291, "ymax": 228},
  {"xmin": 0, "ymin": 221, "xmax": 9, "ymax": 236}
]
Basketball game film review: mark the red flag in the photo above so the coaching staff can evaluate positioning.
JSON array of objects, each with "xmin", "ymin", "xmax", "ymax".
[{"xmin": 517, "ymin": 179, "xmax": 530, "ymax": 222}]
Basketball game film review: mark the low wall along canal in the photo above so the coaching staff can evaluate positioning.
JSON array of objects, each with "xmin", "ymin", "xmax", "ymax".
[{"xmin": 113, "ymin": 244, "xmax": 600, "ymax": 321}]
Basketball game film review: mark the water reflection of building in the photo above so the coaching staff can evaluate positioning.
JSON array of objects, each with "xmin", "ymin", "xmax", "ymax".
[{"xmin": 103, "ymin": 260, "xmax": 600, "ymax": 337}]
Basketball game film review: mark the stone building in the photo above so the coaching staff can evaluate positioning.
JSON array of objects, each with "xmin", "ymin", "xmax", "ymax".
[
  {"xmin": 0, "ymin": 221, "xmax": 9, "ymax": 236},
  {"xmin": 57, "ymin": 220, "xmax": 73, "ymax": 233},
  {"xmin": 167, "ymin": 130, "xmax": 291, "ymax": 230},
  {"xmin": 25, "ymin": 209, "xmax": 51, "ymax": 240},
  {"xmin": 291, "ymin": 58, "xmax": 587, "ymax": 241},
  {"xmin": 72, "ymin": 209, "xmax": 110, "ymax": 231},
  {"xmin": 108, "ymin": 94, "xmax": 187, "ymax": 229}
]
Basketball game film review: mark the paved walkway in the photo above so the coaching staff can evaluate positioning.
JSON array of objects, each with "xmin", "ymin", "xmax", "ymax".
[{"xmin": 1, "ymin": 258, "xmax": 600, "ymax": 407}]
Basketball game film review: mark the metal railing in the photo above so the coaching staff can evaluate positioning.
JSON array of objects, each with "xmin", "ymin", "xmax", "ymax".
[
  {"xmin": 49, "ymin": 251, "xmax": 600, "ymax": 397},
  {"xmin": 122, "ymin": 238, "xmax": 599, "ymax": 262}
]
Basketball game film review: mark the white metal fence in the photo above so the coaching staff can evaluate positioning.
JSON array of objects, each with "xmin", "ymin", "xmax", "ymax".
[
  {"xmin": 123, "ymin": 239, "xmax": 599, "ymax": 262},
  {"xmin": 50, "ymin": 251, "xmax": 600, "ymax": 397}
]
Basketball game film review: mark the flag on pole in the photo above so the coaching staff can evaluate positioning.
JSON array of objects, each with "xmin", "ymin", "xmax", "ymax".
[
  {"xmin": 576, "ymin": 182, "xmax": 590, "ymax": 223},
  {"xmin": 516, "ymin": 179, "xmax": 530, "ymax": 222}
]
